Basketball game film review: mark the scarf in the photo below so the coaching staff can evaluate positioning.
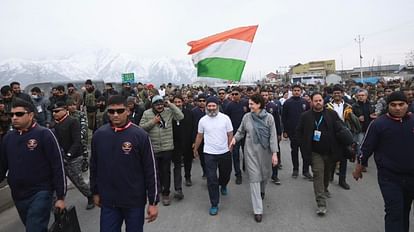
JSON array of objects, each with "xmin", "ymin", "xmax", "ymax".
[{"xmin": 251, "ymin": 109, "xmax": 270, "ymax": 149}]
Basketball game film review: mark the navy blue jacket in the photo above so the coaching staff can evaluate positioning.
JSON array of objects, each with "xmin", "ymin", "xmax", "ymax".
[
  {"xmin": 192, "ymin": 107, "xmax": 206, "ymax": 142},
  {"xmin": 359, "ymin": 114, "xmax": 414, "ymax": 177},
  {"xmin": 90, "ymin": 122, "xmax": 159, "ymax": 208},
  {"xmin": 0, "ymin": 123, "xmax": 66, "ymax": 201},
  {"xmin": 265, "ymin": 102, "xmax": 282, "ymax": 136},
  {"xmin": 225, "ymin": 99, "xmax": 249, "ymax": 134},
  {"xmin": 282, "ymin": 97, "xmax": 310, "ymax": 135}
]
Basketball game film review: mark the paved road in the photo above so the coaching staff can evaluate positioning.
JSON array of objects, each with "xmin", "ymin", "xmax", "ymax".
[{"xmin": 0, "ymin": 140, "xmax": 413, "ymax": 232}]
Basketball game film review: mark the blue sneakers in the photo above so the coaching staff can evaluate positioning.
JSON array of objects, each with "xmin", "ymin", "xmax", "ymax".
[
  {"xmin": 220, "ymin": 186, "xmax": 228, "ymax": 196},
  {"xmin": 209, "ymin": 206, "xmax": 219, "ymax": 216}
]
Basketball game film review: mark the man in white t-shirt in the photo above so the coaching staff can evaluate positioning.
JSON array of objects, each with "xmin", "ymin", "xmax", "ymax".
[{"xmin": 193, "ymin": 96, "xmax": 233, "ymax": 216}]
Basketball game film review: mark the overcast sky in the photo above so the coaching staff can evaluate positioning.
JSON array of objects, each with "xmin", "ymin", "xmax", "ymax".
[{"xmin": 1, "ymin": 0, "xmax": 413, "ymax": 76}]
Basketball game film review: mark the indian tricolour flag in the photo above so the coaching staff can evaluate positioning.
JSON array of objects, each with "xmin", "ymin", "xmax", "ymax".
[{"xmin": 187, "ymin": 25, "xmax": 258, "ymax": 81}]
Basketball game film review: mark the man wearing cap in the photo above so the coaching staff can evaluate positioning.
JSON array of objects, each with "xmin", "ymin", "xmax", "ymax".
[
  {"xmin": 0, "ymin": 99, "xmax": 66, "ymax": 231},
  {"xmin": 193, "ymin": 96, "xmax": 233, "ymax": 216},
  {"xmin": 82, "ymin": 79, "xmax": 102, "ymax": 131},
  {"xmin": 353, "ymin": 91, "xmax": 414, "ymax": 232},
  {"xmin": 140, "ymin": 95, "xmax": 184, "ymax": 206},
  {"xmin": 51, "ymin": 101, "xmax": 95, "ymax": 210}
]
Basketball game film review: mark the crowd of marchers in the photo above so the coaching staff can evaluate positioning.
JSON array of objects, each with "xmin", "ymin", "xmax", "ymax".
[{"xmin": 0, "ymin": 78, "xmax": 413, "ymax": 232}]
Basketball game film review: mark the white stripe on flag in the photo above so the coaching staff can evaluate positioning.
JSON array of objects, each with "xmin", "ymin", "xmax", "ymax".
[{"xmin": 191, "ymin": 39, "xmax": 251, "ymax": 64}]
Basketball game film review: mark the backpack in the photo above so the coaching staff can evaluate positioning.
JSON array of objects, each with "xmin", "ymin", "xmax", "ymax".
[{"xmin": 84, "ymin": 90, "xmax": 96, "ymax": 108}]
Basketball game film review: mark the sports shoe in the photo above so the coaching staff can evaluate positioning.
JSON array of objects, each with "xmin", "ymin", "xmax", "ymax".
[
  {"xmin": 271, "ymin": 176, "xmax": 281, "ymax": 185},
  {"xmin": 316, "ymin": 206, "xmax": 327, "ymax": 216},
  {"xmin": 162, "ymin": 195, "xmax": 171, "ymax": 206},
  {"xmin": 292, "ymin": 170, "xmax": 299, "ymax": 178},
  {"xmin": 174, "ymin": 190, "xmax": 184, "ymax": 200},
  {"xmin": 323, "ymin": 191, "xmax": 331, "ymax": 198},
  {"xmin": 185, "ymin": 178, "xmax": 192, "ymax": 187},
  {"xmin": 303, "ymin": 173, "xmax": 313, "ymax": 181},
  {"xmin": 220, "ymin": 186, "xmax": 228, "ymax": 196},
  {"xmin": 209, "ymin": 206, "xmax": 219, "ymax": 216}
]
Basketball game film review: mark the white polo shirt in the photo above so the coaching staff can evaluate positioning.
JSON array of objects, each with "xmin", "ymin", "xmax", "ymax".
[{"xmin": 198, "ymin": 112, "xmax": 233, "ymax": 155}]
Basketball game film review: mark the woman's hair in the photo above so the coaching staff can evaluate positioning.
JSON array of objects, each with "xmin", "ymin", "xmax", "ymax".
[{"xmin": 249, "ymin": 93, "xmax": 265, "ymax": 109}]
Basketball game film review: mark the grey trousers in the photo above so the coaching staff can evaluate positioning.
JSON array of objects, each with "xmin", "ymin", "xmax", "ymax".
[
  {"xmin": 65, "ymin": 156, "xmax": 92, "ymax": 198},
  {"xmin": 250, "ymin": 181, "xmax": 266, "ymax": 214},
  {"xmin": 311, "ymin": 152, "xmax": 334, "ymax": 207}
]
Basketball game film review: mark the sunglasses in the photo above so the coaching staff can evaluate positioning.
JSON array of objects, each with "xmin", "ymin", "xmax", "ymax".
[
  {"xmin": 8, "ymin": 111, "xmax": 29, "ymax": 117},
  {"xmin": 198, "ymin": 100, "xmax": 206, "ymax": 102},
  {"xmin": 108, "ymin": 108, "xmax": 126, "ymax": 114},
  {"xmin": 232, "ymin": 93, "xmax": 239, "ymax": 96},
  {"xmin": 218, "ymin": 92, "xmax": 225, "ymax": 95}
]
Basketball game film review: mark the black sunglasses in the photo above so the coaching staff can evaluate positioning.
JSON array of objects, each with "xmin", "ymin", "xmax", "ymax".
[
  {"xmin": 108, "ymin": 109, "xmax": 126, "ymax": 114},
  {"xmin": 232, "ymin": 93, "xmax": 239, "ymax": 96},
  {"xmin": 198, "ymin": 100, "xmax": 206, "ymax": 102},
  {"xmin": 8, "ymin": 111, "xmax": 29, "ymax": 117},
  {"xmin": 218, "ymin": 92, "xmax": 225, "ymax": 95}
]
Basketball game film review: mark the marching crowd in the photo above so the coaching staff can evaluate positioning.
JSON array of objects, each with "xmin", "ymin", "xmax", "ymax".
[{"xmin": 0, "ymin": 78, "xmax": 413, "ymax": 232}]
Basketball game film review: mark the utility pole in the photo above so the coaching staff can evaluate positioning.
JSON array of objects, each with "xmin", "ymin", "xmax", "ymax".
[{"xmin": 355, "ymin": 35, "xmax": 364, "ymax": 83}]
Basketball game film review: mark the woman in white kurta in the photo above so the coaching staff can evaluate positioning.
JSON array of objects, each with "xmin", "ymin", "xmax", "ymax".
[{"xmin": 230, "ymin": 93, "xmax": 278, "ymax": 223}]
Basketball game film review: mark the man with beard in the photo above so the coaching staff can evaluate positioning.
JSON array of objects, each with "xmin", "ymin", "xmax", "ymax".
[
  {"xmin": 0, "ymin": 99, "xmax": 66, "ymax": 231},
  {"xmin": 120, "ymin": 82, "xmax": 136, "ymax": 99},
  {"xmin": 126, "ymin": 96, "xmax": 144, "ymax": 125},
  {"xmin": 10, "ymin": 81, "xmax": 32, "ymax": 104},
  {"xmin": 103, "ymin": 83, "xmax": 119, "ymax": 102},
  {"xmin": 172, "ymin": 95, "xmax": 194, "ymax": 189},
  {"xmin": 282, "ymin": 85, "xmax": 312, "ymax": 180},
  {"xmin": 192, "ymin": 94, "xmax": 207, "ymax": 178},
  {"xmin": 30, "ymin": 87, "xmax": 51, "ymax": 127},
  {"xmin": 67, "ymin": 83, "xmax": 82, "ymax": 110},
  {"xmin": 51, "ymin": 101, "xmax": 95, "ymax": 210},
  {"xmin": 82, "ymin": 79, "xmax": 102, "ymax": 131},
  {"xmin": 140, "ymin": 95, "xmax": 184, "ymax": 206},
  {"xmin": 193, "ymin": 96, "xmax": 233, "ymax": 216},
  {"xmin": 1, "ymin": 85, "xmax": 15, "ymax": 113},
  {"xmin": 353, "ymin": 91, "xmax": 414, "ymax": 232},
  {"xmin": 296, "ymin": 93, "xmax": 342, "ymax": 216},
  {"xmin": 260, "ymin": 89, "xmax": 282, "ymax": 185}
]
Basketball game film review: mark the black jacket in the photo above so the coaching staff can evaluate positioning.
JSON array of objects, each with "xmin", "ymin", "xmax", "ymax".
[
  {"xmin": 173, "ymin": 107, "xmax": 194, "ymax": 153},
  {"xmin": 53, "ymin": 115, "xmax": 82, "ymax": 159},
  {"xmin": 282, "ymin": 96, "xmax": 310, "ymax": 135},
  {"xmin": 296, "ymin": 109, "xmax": 343, "ymax": 161}
]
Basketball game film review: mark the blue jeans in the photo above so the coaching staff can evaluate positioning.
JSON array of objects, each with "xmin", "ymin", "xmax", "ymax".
[
  {"xmin": 378, "ymin": 172, "xmax": 414, "ymax": 232},
  {"xmin": 14, "ymin": 190, "xmax": 53, "ymax": 232},
  {"xmin": 100, "ymin": 205, "xmax": 145, "ymax": 232},
  {"xmin": 204, "ymin": 152, "xmax": 232, "ymax": 207}
]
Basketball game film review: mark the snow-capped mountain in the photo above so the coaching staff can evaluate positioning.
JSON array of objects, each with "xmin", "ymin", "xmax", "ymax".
[{"xmin": 0, "ymin": 50, "xmax": 197, "ymax": 88}]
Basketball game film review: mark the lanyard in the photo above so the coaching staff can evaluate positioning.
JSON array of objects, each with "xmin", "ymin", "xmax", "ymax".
[{"xmin": 315, "ymin": 115, "xmax": 323, "ymax": 130}]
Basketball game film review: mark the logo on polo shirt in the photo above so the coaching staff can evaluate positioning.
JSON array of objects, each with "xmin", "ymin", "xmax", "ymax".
[
  {"xmin": 122, "ymin": 142, "xmax": 133, "ymax": 154},
  {"xmin": 27, "ymin": 139, "xmax": 38, "ymax": 150},
  {"xmin": 302, "ymin": 104, "xmax": 307, "ymax": 111}
]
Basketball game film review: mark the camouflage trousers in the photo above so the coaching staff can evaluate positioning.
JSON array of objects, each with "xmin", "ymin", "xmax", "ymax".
[{"xmin": 65, "ymin": 156, "xmax": 92, "ymax": 198}]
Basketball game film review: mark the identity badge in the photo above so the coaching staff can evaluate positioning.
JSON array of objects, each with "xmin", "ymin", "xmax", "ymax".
[{"xmin": 313, "ymin": 130, "xmax": 321, "ymax": 142}]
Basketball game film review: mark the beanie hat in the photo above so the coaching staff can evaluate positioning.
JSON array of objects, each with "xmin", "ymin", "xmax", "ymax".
[
  {"xmin": 151, "ymin": 95, "xmax": 164, "ymax": 104},
  {"xmin": 386, "ymin": 91, "xmax": 408, "ymax": 104},
  {"xmin": 206, "ymin": 96, "xmax": 219, "ymax": 105},
  {"xmin": 85, "ymin": 79, "xmax": 93, "ymax": 85}
]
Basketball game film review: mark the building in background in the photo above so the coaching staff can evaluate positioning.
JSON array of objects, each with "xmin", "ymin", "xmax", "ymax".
[{"xmin": 289, "ymin": 60, "xmax": 336, "ymax": 84}]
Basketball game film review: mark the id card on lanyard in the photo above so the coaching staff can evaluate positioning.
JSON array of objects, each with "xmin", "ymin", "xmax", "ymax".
[{"xmin": 313, "ymin": 115, "xmax": 323, "ymax": 142}]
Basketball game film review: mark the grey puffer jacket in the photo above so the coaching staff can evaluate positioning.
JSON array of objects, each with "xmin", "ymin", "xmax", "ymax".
[{"xmin": 140, "ymin": 103, "xmax": 184, "ymax": 153}]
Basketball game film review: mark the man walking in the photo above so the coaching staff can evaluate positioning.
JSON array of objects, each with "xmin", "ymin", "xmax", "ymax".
[
  {"xmin": 90, "ymin": 95, "xmax": 159, "ymax": 232},
  {"xmin": 353, "ymin": 91, "xmax": 414, "ymax": 232},
  {"xmin": 282, "ymin": 85, "xmax": 312, "ymax": 179},
  {"xmin": 0, "ymin": 99, "xmax": 66, "ymax": 231},
  {"xmin": 193, "ymin": 96, "xmax": 233, "ymax": 216},
  {"xmin": 296, "ymin": 93, "xmax": 342, "ymax": 215}
]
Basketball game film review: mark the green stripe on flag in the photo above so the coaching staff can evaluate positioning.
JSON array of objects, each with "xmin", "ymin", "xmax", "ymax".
[{"xmin": 196, "ymin": 57, "xmax": 246, "ymax": 81}]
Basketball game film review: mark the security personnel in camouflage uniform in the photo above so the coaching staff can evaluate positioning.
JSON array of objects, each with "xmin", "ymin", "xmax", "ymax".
[
  {"xmin": 67, "ymin": 98, "xmax": 89, "ymax": 172},
  {"xmin": 51, "ymin": 101, "xmax": 95, "ymax": 210}
]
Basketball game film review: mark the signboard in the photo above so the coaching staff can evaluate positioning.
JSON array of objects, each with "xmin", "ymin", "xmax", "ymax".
[{"xmin": 122, "ymin": 73, "xmax": 135, "ymax": 84}]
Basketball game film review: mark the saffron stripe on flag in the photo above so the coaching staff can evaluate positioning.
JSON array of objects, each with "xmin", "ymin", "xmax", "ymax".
[
  {"xmin": 188, "ymin": 25, "xmax": 258, "ymax": 54},
  {"xmin": 197, "ymin": 57, "xmax": 246, "ymax": 81},
  {"xmin": 191, "ymin": 39, "xmax": 252, "ymax": 65}
]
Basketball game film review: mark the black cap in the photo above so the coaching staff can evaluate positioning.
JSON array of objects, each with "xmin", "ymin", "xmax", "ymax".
[
  {"xmin": 51, "ymin": 101, "xmax": 67, "ymax": 110},
  {"xmin": 206, "ymin": 96, "xmax": 219, "ymax": 105},
  {"xmin": 386, "ymin": 91, "xmax": 408, "ymax": 104},
  {"xmin": 85, "ymin": 79, "xmax": 93, "ymax": 85}
]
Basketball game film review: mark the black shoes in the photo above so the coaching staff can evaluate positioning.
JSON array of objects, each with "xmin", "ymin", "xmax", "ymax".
[
  {"xmin": 303, "ymin": 173, "xmax": 313, "ymax": 181},
  {"xmin": 260, "ymin": 192, "xmax": 265, "ymax": 200},
  {"xmin": 174, "ymin": 190, "xmax": 184, "ymax": 200},
  {"xmin": 339, "ymin": 179, "xmax": 350, "ymax": 190},
  {"xmin": 271, "ymin": 176, "xmax": 281, "ymax": 185},
  {"xmin": 292, "ymin": 170, "xmax": 299, "ymax": 178},
  {"xmin": 254, "ymin": 214, "xmax": 262, "ymax": 223},
  {"xmin": 86, "ymin": 197, "xmax": 95, "ymax": 210},
  {"xmin": 185, "ymin": 178, "xmax": 192, "ymax": 187},
  {"xmin": 235, "ymin": 176, "xmax": 242, "ymax": 185}
]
